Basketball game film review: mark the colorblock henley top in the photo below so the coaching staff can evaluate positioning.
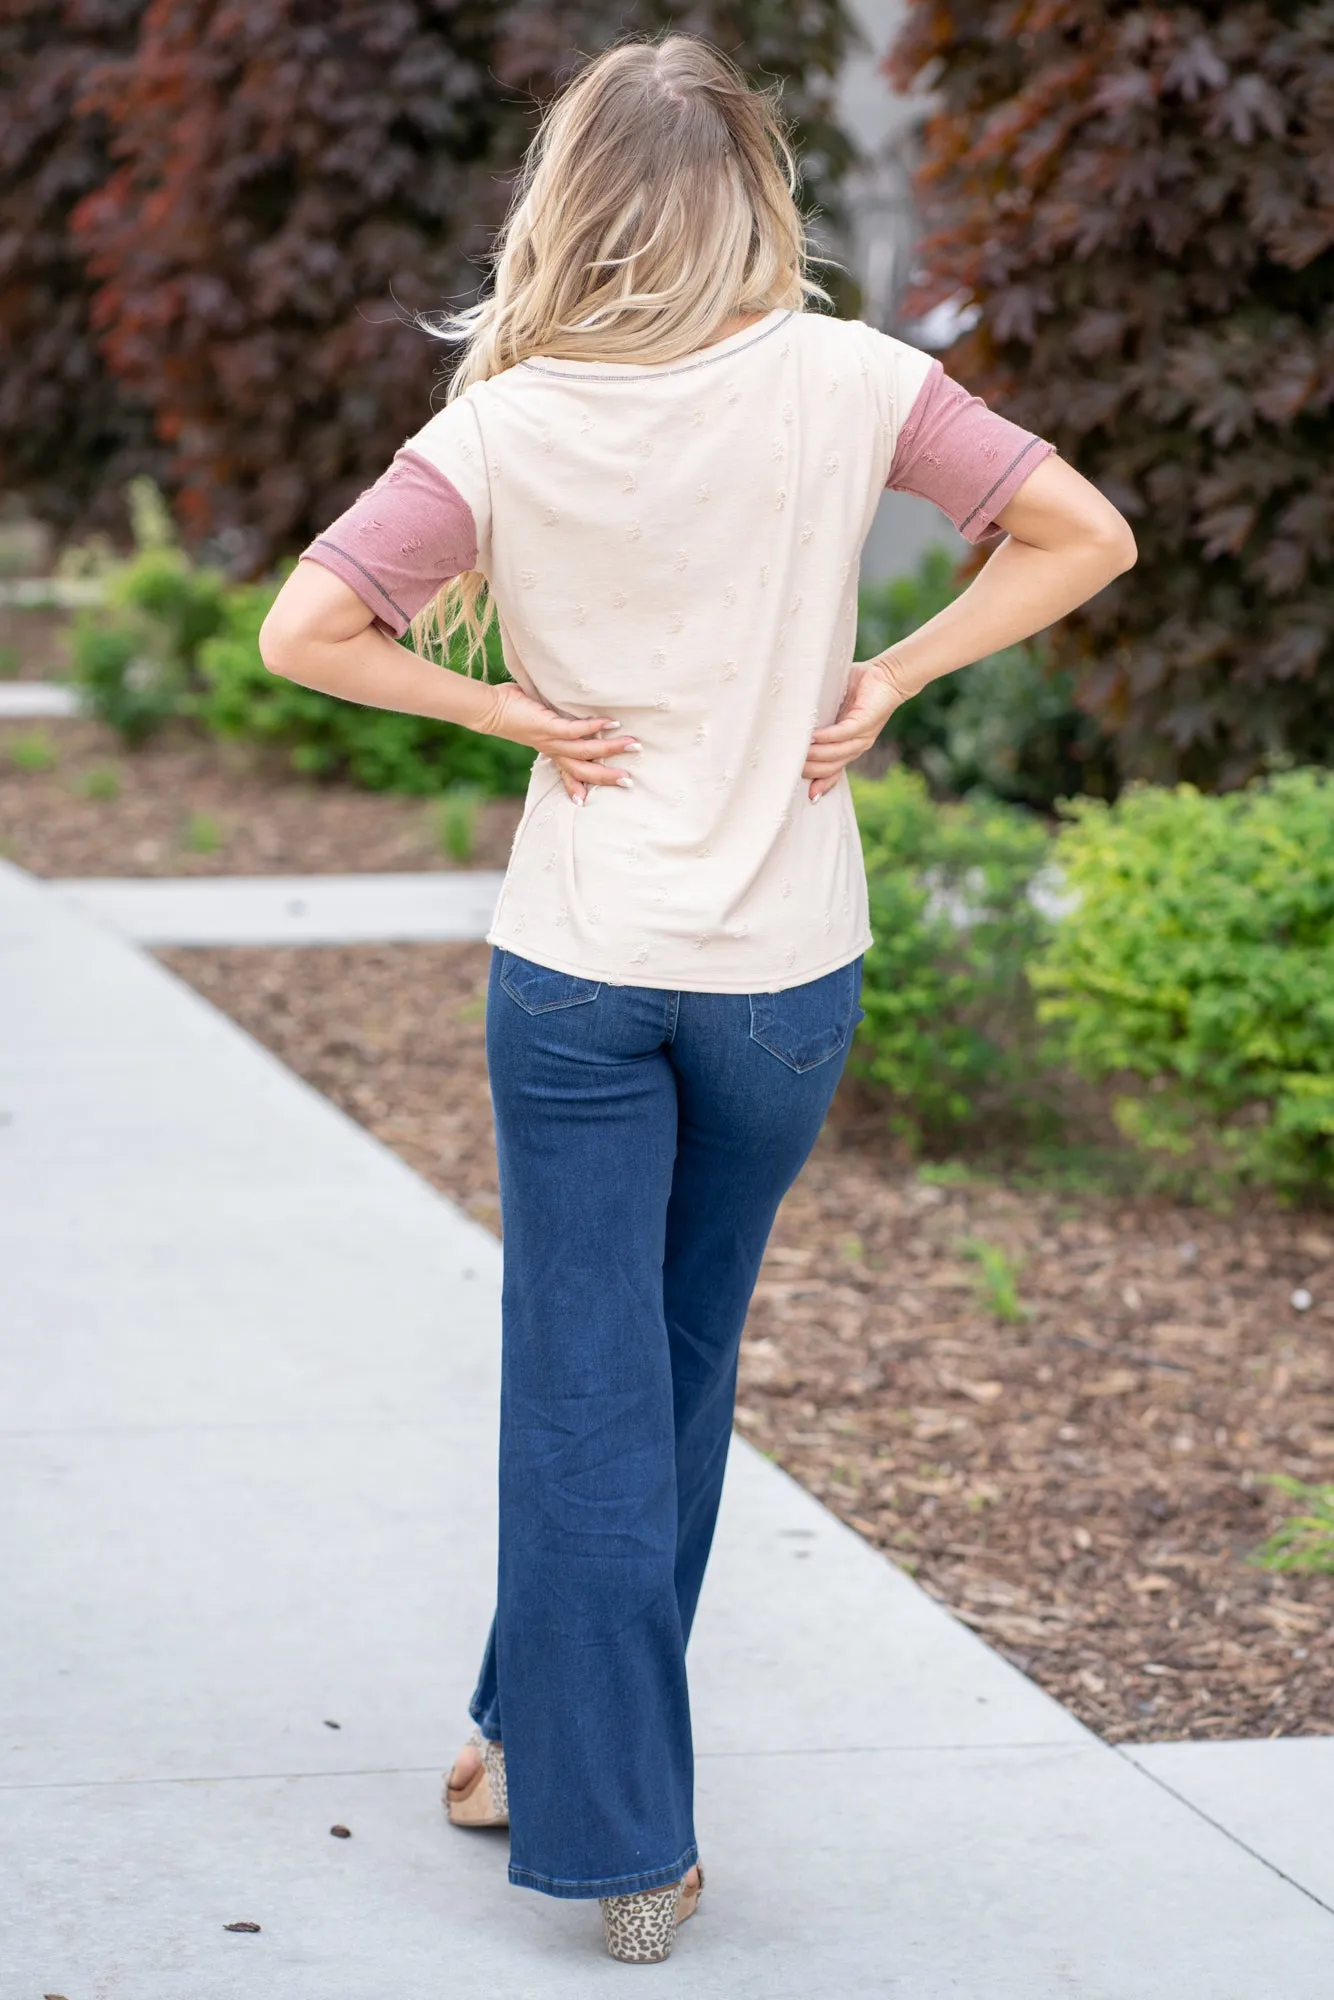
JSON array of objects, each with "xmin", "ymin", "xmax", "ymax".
[{"xmin": 302, "ymin": 309, "xmax": 1053, "ymax": 992}]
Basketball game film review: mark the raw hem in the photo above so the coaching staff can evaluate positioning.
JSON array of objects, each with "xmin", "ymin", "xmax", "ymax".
[
  {"xmin": 467, "ymin": 1694, "xmax": 501, "ymax": 1745},
  {"xmin": 483, "ymin": 929, "xmax": 873, "ymax": 996},
  {"xmin": 509, "ymin": 1842, "xmax": 699, "ymax": 1901}
]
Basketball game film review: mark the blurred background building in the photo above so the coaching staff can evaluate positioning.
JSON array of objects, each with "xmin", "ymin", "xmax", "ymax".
[{"xmin": 836, "ymin": 0, "xmax": 967, "ymax": 584}]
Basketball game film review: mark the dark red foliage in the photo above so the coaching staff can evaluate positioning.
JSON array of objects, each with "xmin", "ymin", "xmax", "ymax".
[
  {"xmin": 891, "ymin": 3, "xmax": 1334, "ymax": 787},
  {"xmin": 52, "ymin": 0, "xmax": 851, "ymax": 565},
  {"xmin": 0, "ymin": 0, "xmax": 162, "ymax": 531}
]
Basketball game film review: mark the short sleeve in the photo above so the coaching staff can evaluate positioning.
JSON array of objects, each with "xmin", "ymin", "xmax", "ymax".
[
  {"xmin": 299, "ymin": 395, "xmax": 492, "ymax": 638},
  {"xmin": 888, "ymin": 359, "xmax": 1055, "ymax": 544}
]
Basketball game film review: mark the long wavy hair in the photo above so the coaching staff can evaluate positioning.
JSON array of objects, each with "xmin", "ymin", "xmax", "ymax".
[{"xmin": 416, "ymin": 34, "xmax": 828, "ymax": 666}]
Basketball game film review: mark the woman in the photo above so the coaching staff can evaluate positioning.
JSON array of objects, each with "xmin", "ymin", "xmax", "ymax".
[{"xmin": 260, "ymin": 33, "xmax": 1135, "ymax": 1964}]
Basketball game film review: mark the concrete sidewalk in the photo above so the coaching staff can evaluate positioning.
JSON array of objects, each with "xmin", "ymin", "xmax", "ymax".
[
  {"xmin": 0, "ymin": 681, "xmax": 80, "ymax": 719},
  {"xmin": 51, "ymin": 869, "xmax": 505, "ymax": 946},
  {"xmin": 1, "ymin": 857, "xmax": 1330, "ymax": 1997}
]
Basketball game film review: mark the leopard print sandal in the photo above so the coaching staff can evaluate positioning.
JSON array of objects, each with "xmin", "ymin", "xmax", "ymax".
[
  {"xmin": 446, "ymin": 1736, "xmax": 703, "ymax": 1961},
  {"xmin": 600, "ymin": 1863, "xmax": 704, "ymax": 1964},
  {"xmin": 443, "ymin": 1730, "xmax": 509, "ymax": 1828}
]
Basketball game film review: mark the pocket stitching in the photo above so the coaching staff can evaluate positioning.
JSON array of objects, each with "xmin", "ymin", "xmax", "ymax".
[
  {"xmin": 747, "ymin": 965, "xmax": 859, "ymax": 1074},
  {"xmin": 500, "ymin": 954, "xmax": 602, "ymax": 1016}
]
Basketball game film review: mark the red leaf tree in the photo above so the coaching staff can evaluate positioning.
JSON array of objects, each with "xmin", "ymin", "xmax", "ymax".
[
  {"xmin": 0, "ymin": 0, "xmax": 161, "ymax": 531},
  {"xmin": 892, "ymin": 3, "xmax": 1334, "ymax": 787},
  {"xmin": 60, "ymin": 0, "xmax": 852, "ymax": 564}
]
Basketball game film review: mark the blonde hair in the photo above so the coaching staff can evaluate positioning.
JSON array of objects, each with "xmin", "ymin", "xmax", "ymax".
[{"xmin": 416, "ymin": 33, "xmax": 828, "ymax": 666}]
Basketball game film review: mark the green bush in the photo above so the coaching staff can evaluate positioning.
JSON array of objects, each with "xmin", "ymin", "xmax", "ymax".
[
  {"xmin": 1033, "ymin": 771, "xmax": 1334, "ymax": 1198},
  {"xmin": 64, "ymin": 481, "xmax": 531, "ymax": 795},
  {"xmin": 196, "ymin": 590, "xmax": 531, "ymax": 796},
  {"xmin": 856, "ymin": 547, "xmax": 1116, "ymax": 810},
  {"xmin": 849, "ymin": 765, "xmax": 1051, "ymax": 1142},
  {"xmin": 67, "ymin": 486, "xmax": 231, "ymax": 744}
]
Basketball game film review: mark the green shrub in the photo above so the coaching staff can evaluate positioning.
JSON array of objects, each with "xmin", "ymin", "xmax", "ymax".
[
  {"xmin": 857, "ymin": 548, "xmax": 1116, "ymax": 810},
  {"xmin": 196, "ymin": 590, "xmax": 532, "ymax": 797},
  {"xmin": 849, "ymin": 765, "xmax": 1051, "ymax": 1142},
  {"xmin": 63, "ymin": 480, "xmax": 531, "ymax": 796},
  {"xmin": 66, "ymin": 482, "xmax": 230, "ymax": 744},
  {"xmin": 1033, "ymin": 771, "xmax": 1334, "ymax": 1198}
]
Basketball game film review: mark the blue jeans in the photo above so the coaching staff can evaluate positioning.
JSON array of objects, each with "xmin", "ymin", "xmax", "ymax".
[{"xmin": 469, "ymin": 948, "xmax": 863, "ymax": 1898}]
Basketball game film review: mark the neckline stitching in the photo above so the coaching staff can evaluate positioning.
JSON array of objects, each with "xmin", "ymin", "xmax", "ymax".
[{"xmin": 518, "ymin": 309, "xmax": 795, "ymax": 383}]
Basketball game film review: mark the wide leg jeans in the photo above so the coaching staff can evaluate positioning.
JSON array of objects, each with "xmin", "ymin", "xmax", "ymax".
[{"xmin": 469, "ymin": 947, "xmax": 863, "ymax": 1898}]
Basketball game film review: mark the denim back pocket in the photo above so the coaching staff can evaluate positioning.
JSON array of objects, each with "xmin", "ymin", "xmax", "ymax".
[
  {"xmin": 499, "ymin": 951, "xmax": 602, "ymax": 1016},
  {"xmin": 748, "ymin": 958, "xmax": 864, "ymax": 1074}
]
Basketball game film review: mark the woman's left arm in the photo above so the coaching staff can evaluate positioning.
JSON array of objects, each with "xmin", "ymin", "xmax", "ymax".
[
  {"xmin": 804, "ymin": 369, "xmax": 1137, "ymax": 799},
  {"xmin": 879, "ymin": 453, "xmax": 1136, "ymax": 682},
  {"xmin": 804, "ymin": 455, "xmax": 1136, "ymax": 799}
]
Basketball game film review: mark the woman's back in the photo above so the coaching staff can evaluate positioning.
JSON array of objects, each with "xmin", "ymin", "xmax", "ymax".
[
  {"xmin": 308, "ymin": 307, "xmax": 1042, "ymax": 989},
  {"xmin": 454, "ymin": 306, "xmax": 910, "ymax": 987}
]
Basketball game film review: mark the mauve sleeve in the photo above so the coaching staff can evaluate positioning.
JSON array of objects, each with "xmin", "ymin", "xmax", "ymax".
[
  {"xmin": 298, "ymin": 448, "xmax": 479, "ymax": 639},
  {"xmin": 889, "ymin": 360, "xmax": 1055, "ymax": 544}
]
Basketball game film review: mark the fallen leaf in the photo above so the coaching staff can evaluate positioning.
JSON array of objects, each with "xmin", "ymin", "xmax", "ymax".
[
  {"xmin": 223, "ymin": 1921, "xmax": 262, "ymax": 1933},
  {"xmin": 911, "ymin": 1408, "xmax": 963, "ymax": 1440},
  {"xmin": 955, "ymin": 1609, "xmax": 1062, "ymax": 1644},
  {"xmin": 1257, "ymin": 1600, "xmax": 1324, "ymax": 1637},
  {"xmin": 330, "ymin": 1824, "xmax": 352, "ymax": 1838},
  {"xmin": 1088, "ymin": 1369, "xmax": 1139, "ymax": 1396}
]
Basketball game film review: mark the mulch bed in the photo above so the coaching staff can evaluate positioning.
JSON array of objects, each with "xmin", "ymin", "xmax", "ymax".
[
  {"xmin": 0, "ymin": 717, "xmax": 524, "ymax": 877},
  {"xmin": 0, "ymin": 603, "xmax": 68, "ymax": 679},
  {"xmin": 159, "ymin": 940, "xmax": 1334, "ymax": 1746}
]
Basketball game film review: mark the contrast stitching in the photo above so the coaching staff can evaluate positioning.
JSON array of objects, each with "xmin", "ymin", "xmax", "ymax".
[
  {"xmin": 958, "ymin": 436, "xmax": 1046, "ymax": 534},
  {"xmin": 310, "ymin": 537, "xmax": 411, "ymax": 623},
  {"xmin": 519, "ymin": 311, "xmax": 795, "ymax": 383}
]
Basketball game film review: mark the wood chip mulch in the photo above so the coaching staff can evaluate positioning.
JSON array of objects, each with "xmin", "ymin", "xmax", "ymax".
[
  {"xmin": 0, "ymin": 717, "xmax": 524, "ymax": 877},
  {"xmin": 0, "ymin": 604, "xmax": 68, "ymax": 679},
  {"xmin": 158, "ymin": 941, "xmax": 1334, "ymax": 1746}
]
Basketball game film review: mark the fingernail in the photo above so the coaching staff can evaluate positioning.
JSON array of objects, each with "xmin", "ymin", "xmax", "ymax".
[
  {"xmin": 623, "ymin": 741, "xmax": 642, "ymax": 753},
  {"xmin": 617, "ymin": 775, "xmax": 635, "ymax": 789},
  {"xmin": 575, "ymin": 791, "xmax": 586, "ymax": 807}
]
